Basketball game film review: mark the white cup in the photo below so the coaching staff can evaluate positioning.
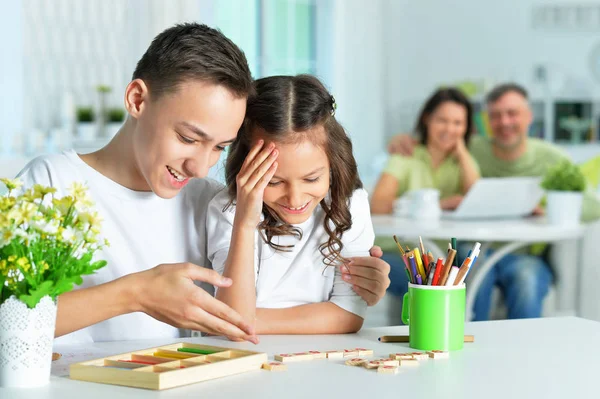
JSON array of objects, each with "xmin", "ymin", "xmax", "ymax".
[{"xmin": 409, "ymin": 189, "xmax": 441, "ymax": 220}]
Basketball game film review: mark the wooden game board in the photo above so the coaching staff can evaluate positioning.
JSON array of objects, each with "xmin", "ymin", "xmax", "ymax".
[{"xmin": 69, "ymin": 342, "xmax": 268, "ymax": 390}]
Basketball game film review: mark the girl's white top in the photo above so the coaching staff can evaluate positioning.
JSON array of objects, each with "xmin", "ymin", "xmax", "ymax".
[{"xmin": 206, "ymin": 188, "xmax": 374, "ymax": 318}]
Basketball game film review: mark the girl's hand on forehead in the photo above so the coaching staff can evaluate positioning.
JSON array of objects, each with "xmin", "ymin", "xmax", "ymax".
[{"xmin": 234, "ymin": 139, "xmax": 279, "ymax": 229}]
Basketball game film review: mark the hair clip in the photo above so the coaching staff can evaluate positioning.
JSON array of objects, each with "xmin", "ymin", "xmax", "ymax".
[{"xmin": 330, "ymin": 95, "xmax": 337, "ymax": 116}]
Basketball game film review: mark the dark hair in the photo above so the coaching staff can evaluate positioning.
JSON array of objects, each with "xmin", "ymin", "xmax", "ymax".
[
  {"xmin": 225, "ymin": 75, "xmax": 362, "ymax": 267},
  {"xmin": 486, "ymin": 83, "xmax": 528, "ymax": 105},
  {"xmin": 132, "ymin": 23, "xmax": 253, "ymax": 100},
  {"xmin": 415, "ymin": 87, "xmax": 473, "ymax": 146}
]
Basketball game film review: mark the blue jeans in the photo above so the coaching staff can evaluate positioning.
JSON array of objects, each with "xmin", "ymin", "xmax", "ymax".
[
  {"xmin": 383, "ymin": 252, "xmax": 410, "ymax": 298},
  {"xmin": 467, "ymin": 246, "xmax": 553, "ymax": 321}
]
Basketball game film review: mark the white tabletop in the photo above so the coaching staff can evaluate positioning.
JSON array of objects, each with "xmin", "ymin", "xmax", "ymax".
[
  {"xmin": 2, "ymin": 317, "xmax": 597, "ymax": 399},
  {"xmin": 371, "ymin": 215, "xmax": 585, "ymax": 242}
]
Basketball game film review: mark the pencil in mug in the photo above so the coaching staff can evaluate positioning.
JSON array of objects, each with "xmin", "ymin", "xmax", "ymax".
[
  {"xmin": 426, "ymin": 260, "xmax": 436, "ymax": 285},
  {"xmin": 431, "ymin": 257, "xmax": 444, "ymax": 285},
  {"xmin": 439, "ymin": 249, "xmax": 457, "ymax": 286},
  {"xmin": 418, "ymin": 236, "xmax": 426, "ymax": 258},
  {"xmin": 408, "ymin": 254, "xmax": 419, "ymax": 284},
  {"xmin": 392, "ymin": 235, "xmax": 406, "ymax": 256},
  {"xmin": 413, "ymin": 248, "xmax": 427, "ymax": 280},
  {"xmin": 454, "ymin": 242, "xmax": 481, "ymax": 285},
  {"xmin": 445, "ymin": 266, "xmax": 459, "ymax": 286}
]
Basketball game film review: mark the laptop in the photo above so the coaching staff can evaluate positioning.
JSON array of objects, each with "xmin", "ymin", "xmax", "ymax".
[{"xmin": 442, "ymin": 177, "xmax": 544, "ymax": 220}]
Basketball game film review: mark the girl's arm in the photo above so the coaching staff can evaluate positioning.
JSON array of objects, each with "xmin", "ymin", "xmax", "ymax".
[
  {"xmin": 256, "ymin": 303, "xmax": 363, "ymax": 334},
  {"xmin": 215, "ymin": 141, "xmax": 278, "ymax": 327},
  {"xmin": 455, "ymin": 140, "xmax": 480, "ymax": 193},
  {"xmin": 370, "ymin": 173, "xmax": 400, "ymax": 214},
  {"xmin": 255, "ymin": 189, "xmax": 372, "ymax": 335}
]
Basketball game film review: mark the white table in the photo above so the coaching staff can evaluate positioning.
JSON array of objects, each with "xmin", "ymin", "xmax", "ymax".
[
  {"xmin": 371, "ymin": 215, "xmax": 585, "ymax": 320},
  {"xmin": 1, "ymin": 317, "xmax": 597, "ymax": 398}
]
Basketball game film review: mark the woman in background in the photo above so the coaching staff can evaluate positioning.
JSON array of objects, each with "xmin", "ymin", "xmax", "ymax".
[{"xmin": 370, "ymin": 87, "xmax": 480, "ymax": 300}]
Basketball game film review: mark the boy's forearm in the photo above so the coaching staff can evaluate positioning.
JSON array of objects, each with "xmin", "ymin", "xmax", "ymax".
[
  {"xmin": 256, "ymin": 302, "xmax": 363, "ymax": 334},
  {"xmin": 55, "ymin": 274, "xmax": 138, "ymax": 337},
  {"xmin": 215, "ymin": 223, "xmax": 257, "ymax": 325}
]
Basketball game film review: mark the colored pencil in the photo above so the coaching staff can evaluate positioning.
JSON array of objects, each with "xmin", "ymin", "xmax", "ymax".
[
  {"xmin": 379, "ymin": 335, "xmax": 474, "ymax": 343},
  {"xmin": 439, "ymin": 249, "xmax": 457, "ymax": 286}
]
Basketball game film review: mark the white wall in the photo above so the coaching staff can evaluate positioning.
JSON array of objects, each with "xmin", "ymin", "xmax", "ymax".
[
  {"xmin": 383, "ymin": 0, "xmax": 600, "ymax": 138},
  {"xmin": 0, "ymin": 1, "xmax": 24, "ymax": 156},
  {"xmin": 322, "ymin": 0, "xmax": 386, "ymax": 189}
]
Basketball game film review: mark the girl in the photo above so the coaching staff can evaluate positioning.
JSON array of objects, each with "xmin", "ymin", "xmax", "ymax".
[
  {"xmin": 370, "ymin": 87, "xmax": 480, "ymax": 214},
  {"xmin": 370, "ymin": 87, "xmax": 480, "ymax": 299},
  {"xmin": 206, "ymin": 75, "xmax": 374, "ymax": 334}
]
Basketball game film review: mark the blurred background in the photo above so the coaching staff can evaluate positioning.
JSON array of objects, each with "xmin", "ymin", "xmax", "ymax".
[{"xmin": 1, "ymin": 0, "xmax": 600, "ymax": 187}]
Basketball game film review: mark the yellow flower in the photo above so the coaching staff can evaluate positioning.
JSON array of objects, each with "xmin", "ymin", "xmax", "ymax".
[
  {"xmin": 78, "ymin": 211, "xmax": 103, "ymax": 228},
  {"xmin": 33, "ymin": 184, "xmax": 56, "ymax": 199},
  {"xmin": 69, "ymin": 183, "xmax": 94, "ymax": 208},
  {"xmin": 0, "ymin": 229, "xmax": 15, "ymax": 247},
  {"xmin": 16, "ymin": 257, "xmax": 30, "ymax": 272},
  {"xmin": 40, "ymin": 261, "xmax": 50, "ymax": 271},
  {"xmin": 0, "ymin": 178, "xmax": 23, "ymax": 191},
  {"xmin": 0, "ymin": 214, "xmax": 9, "ymax": 230},
  {"xmin": 8, "ymin": 202, "xmax": 38, "ymax": 225},
  {"xmin": 53, "ymin": 196, "xmax": 74, "ymax": 215},
  {"xmin": 0, "ymin": 197, "xmax": 16, "ymax": 212},
  {"xmin": 0, "ymin": 259, "xmax": 7, "ymax": 274},
  {"xmin": 7, "ymin": 255, "xmax": 16, "ymax": 263}
]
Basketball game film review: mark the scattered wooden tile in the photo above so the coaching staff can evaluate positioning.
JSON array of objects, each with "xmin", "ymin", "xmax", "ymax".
[
  {"xmin": 409, "ymin": 352, "xmax": 429, "ymax": 360},
  {"xmin": 274, "ymin": 352, "xmax": 313, "ymax": 362},
  {"xmin": 355, "ymin": 348, "xmax": 374, "ymax": 357},
  {"xmin": 343, "ymin": 349, "xmax": 359, "ymax": 358},
  {"xmin": 345, "ymin": 358, "xmax": 367, "ymax": 367},
  {"xmin": 390, "ymin": 353, "xmax": 415, "ymax": 361},
  {"xmin": 308, "ymin": 351, "xmax": 327, "ymax": 359},
  {"xmin": 325, "ymin": 350, "xmax": 344, "ymax": 359},
  {"xmin": 377, "ymin": 365, "xmax": 399, "ymax": 374},
  {"xmin": 364, "ymin": 360, "xmax": 382, "ymax": 369},
  {"xmin": 427, "ymin": 350, "xmax": 449, "ymax": 359},
  {"xmin": 262, "ymin": 362, "xmax": 288, "ymax": 371}
]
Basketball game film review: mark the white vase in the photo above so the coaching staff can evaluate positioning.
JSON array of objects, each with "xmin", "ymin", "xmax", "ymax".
[
  {"xmin": 0, "ymin": 295, "xmax": 57, "ymax": 388},
  {"xmin": 546, "ymin": 191, "xmax": 583, "ymax": 226}
]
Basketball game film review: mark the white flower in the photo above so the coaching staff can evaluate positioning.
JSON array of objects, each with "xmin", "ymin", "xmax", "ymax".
[
  {"xmin": 31, "ymin": 219, "xmax": 60, "ymax": 235},
  {"xmin": 0, "ymin": 228, "xmax": 15, "ymax": 248},
  {"xmin": 61, "ymin": 226, "xmax": 82, "ymax": 243}
]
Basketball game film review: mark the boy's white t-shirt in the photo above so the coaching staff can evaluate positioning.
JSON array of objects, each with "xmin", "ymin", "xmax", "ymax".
[
  {"xmin": 206, "ymin": 188, "xmax": 374, "ymax": 318},
  {"xmin": 17, "ymin": 150, "xmax": 222, "ymax": 343}
]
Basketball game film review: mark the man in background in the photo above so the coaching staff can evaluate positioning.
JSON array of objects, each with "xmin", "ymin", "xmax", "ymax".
[{"xmin": 388, "ymin": 83, "xmax": 600, "ymax": 320}]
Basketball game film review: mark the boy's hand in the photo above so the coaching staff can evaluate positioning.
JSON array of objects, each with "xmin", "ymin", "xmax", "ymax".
[{"xmin": 134, "ymin": 263, "xmax": 259, "ymax": 343}]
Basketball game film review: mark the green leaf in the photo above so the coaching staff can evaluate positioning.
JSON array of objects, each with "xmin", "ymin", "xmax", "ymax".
[
  {"xmin": 19, "ymin": 280, "xmax": 54, "ymax": 308},
  {"xmin": 541, "ymin": 159, "xmax": 587, "ymax": 192}
]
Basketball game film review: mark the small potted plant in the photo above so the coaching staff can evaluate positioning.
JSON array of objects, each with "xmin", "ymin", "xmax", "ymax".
[
  {"xmin": 105, "ymin": 108, "xmax": 126, "ymax": 138},
  {"xmin": 0, "ymin": 178, "xmax": 108, "ymax": 388},
  {"xmin": 541, "ymin": 159, "xmax": 586, "ymax": 226},
  {"xmin": 76, "ymin": 106, "xmax": 96, "ymax": 141}
]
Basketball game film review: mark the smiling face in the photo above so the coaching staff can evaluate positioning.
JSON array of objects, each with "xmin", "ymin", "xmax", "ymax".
[
  {"xmin": 254, "ymin": 126, "xmax": 331, "ymax": 225},
  {"xmin": 487, "ymin": 91, "xmax": 532, "ymax": 152},
  {"xmin": 127, "ymin": 79, "xmax": 246, "ymax": 199},
  {"xmin": 425, "ymin": 101, "xmax": 468, "ymax": 153}
]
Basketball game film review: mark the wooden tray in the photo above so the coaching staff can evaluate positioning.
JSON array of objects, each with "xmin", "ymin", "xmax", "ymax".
[{"xmin": 69, "ymin": 342, "xmax": 268, "ymax": 390}]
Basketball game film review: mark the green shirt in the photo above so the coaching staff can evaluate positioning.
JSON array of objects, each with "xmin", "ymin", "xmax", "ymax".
[
  {"xmin": 375, "ymin": 145, "xmax": 480, "ymax": 252},
  {"xmin": 469, "ymin": 136, "xmax": 600, "ymax": 222},
  {"xmin": 382, "ymin": 145, "xmax": 479, "ymax": 199}
]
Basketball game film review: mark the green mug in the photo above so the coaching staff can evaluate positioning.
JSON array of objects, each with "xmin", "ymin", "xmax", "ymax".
[{"xmin": 401, "ymin": 283, "xmax": 465, "ymax": 351}]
